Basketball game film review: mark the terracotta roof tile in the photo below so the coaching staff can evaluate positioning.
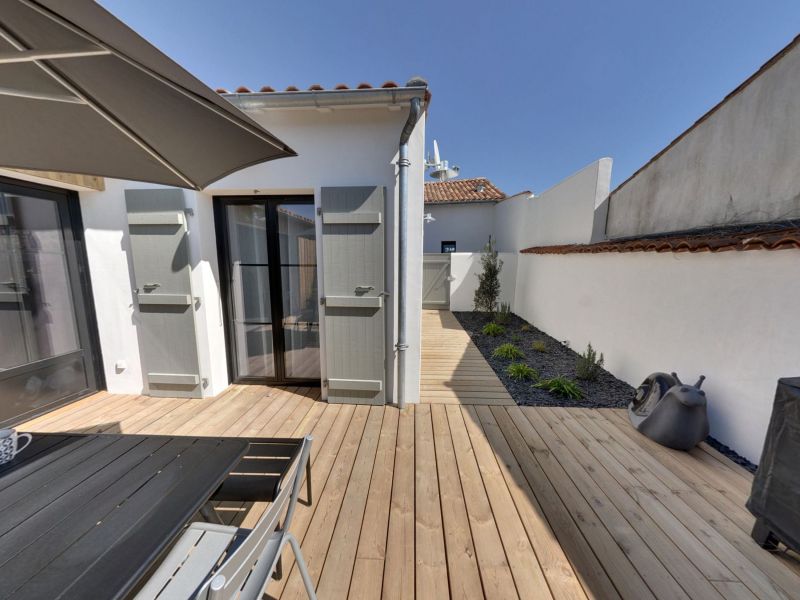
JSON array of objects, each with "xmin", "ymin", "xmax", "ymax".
[
  {"xmin": 215, "ymin": 81, "xmax": 405, "ymax": 94},
  {"xmin": 521, "ymin": 222, "xmax": 800, "ymax": 255},
  {"xmin": 424, "ymin": 177, "xmax": 506, "ymax": 204}
]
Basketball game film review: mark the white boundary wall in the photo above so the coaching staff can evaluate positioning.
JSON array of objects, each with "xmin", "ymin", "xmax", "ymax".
[
  {"xmin": 514, "ymin": 250, "xmax": 800, "ymax": 463},
  {"xmin": 446, "ymin": 158, "xmax": 611, "ymax": 310},
  {"xmin": 449, "ymin": 252, "xmax": 517, "ymax": 312}
]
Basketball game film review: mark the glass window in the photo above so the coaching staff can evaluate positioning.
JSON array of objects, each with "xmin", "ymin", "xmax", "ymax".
[
  {"xmin": 0, "ymin": 193, "xmax": 80, "ymax": 369},
  {"xmin": 278, "ymin": 203, "xmax": 319, "ymax": 379}
]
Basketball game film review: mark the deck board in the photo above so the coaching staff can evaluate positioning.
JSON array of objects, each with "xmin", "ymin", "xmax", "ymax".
[{"xmin": 16, "ymin": 311, "xmax": 800, "ymax": 599}]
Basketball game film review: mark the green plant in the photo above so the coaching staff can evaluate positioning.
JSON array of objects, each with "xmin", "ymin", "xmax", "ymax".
[
  {"xmin": 511, "ymin": 333, "xmax": 521, "ymax": 343},
  {"xmin": 473, "ymin": 237, "xmax": 503, "ymax": 314},
  {"xmin": 495, "ymin": 302, "xmax": 512, "ymax": 325},
  {"xmin": 576, "ymin": 342, "xmax": 605, "ymax": 381},
  {"xmin": 482, "ymin": 322, "xmax": 506, "ymax": 336},
  {"xmin": 520, "ymin": 323, "xmax": 532, "ymax": 332},
  {"xmin": 535, "ymin": 376, "xmax": 583, "ymax": 400},
  {"xmin": 493, "ymin": 343, "xmax": 524, "ymax": 360},
  {"xmin": 531, "ymin": 340, "xmax": 547, "ymax": 352},
  {"xmin": 506, "ymin": 362, "xmax": 539, "ymax": 381}
]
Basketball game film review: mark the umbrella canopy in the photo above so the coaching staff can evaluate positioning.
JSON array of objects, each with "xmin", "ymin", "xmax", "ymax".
[{"xmin": 0, "ymin": 0, "xmax": 295, "ymax": 190}]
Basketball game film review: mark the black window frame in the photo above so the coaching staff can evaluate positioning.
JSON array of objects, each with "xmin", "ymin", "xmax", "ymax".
[
  {"xmin": 214, "ymin": 195, "xmax": 320, "ymax": 387},
  {"xmin": 0, "ymin": 176, "xmax": 104, "ymax": 426}
]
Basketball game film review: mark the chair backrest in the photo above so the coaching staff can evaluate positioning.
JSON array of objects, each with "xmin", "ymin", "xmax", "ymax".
[{"xmin": 198, "ymin": 435, "xmax": 312, "ymax": 600}]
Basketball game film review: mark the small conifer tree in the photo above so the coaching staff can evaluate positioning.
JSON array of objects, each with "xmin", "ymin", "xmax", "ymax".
[{"xmin": 473, "ymin": 237, "xmax": 503, "ymax": 314}]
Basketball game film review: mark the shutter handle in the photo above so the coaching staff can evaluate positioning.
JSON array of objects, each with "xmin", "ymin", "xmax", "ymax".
[
  {"xmin": 354, "ymin": 285, "xmax": 374, "ymax": 294},
  {"xmin": 142, "ymin": 282, "xmax": 161, "ymax": 290}
]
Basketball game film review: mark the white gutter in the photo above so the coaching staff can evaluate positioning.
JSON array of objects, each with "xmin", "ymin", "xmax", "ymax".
[{"xmin": 224, "ymin": 85, "xmax": 427, "ymax": 111}]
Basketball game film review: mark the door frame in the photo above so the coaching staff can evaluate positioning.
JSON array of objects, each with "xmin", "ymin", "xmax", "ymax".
[
  {"xmin": 0, "ymin": 176, "xmax": 104, "ymax": 425},
  {"xmin": 214, "ymin": 195, "xmax": 320, "ymax": 387}
]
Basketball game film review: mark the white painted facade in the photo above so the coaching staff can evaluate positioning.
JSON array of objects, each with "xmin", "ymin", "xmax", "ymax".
[
  {"xmin": 77, "ymin": 96, "xmax": 426, "ymax": 405},
  {"xmin": 606, "ymin": 37, "xmax": 800, "ymax": 237},
  {"xmin": 422, "ymin": 202, "xmax": 496, "ymax": 253}
]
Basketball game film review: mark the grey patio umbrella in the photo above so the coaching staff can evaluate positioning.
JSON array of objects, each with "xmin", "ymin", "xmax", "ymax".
[{"xmin": 0, "ymin": 0, "xmax": 295, "ymax": 190}]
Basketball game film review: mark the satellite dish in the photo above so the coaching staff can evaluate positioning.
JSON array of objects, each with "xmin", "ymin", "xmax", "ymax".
[{"xmin": 426, "ymin": 140, "xmax": 460, "ymax": 181}]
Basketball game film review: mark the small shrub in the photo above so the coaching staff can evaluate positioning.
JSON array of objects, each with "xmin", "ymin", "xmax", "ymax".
[
  {"xmin": 506, "ymin": 363, "xmax": 539, "ymax": 381},
  {"xmin": 473, "ymin": 237, "xmax": 503, "ymax": 314},
  {"xmin": 511, "ymin": 333, "xmax": 521, "ymax": 343},
  {"xmin": 531, "ymin": 340, "xmax": 547, "ymax": 352},
  {"xmin": 495, "ymin": 302, "xmax": 512, "ymax": 325},
  {"xmin": 493, "ymin": 343, "xmax": 524, "ymax": 360},
  {"xmin": 536, "ymin": 376, "xmax": 583, "ymax": 400},
  {"xmin": 576, "ymin": 343, "xmax": 605, "ymax": 381},
  {"xmin": 482, "ymin": 322, "xmax": 506, "ymax": 337},
  {"xmin": 520, "ymin": 323, "xmax": 532, "ymax": 332}
]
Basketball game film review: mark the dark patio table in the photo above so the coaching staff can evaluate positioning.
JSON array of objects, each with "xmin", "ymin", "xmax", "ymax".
[{"xmin": 0, "ymin": 432, "xmax": 249, "ymax": 600}]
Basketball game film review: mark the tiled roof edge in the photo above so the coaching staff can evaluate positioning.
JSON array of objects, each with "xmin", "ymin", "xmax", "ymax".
[{"xmin": 520, "ymin": 222, "xmax": 800, "ymax": 255}]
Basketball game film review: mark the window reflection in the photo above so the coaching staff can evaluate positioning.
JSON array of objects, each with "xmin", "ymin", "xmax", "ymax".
[{"xmin": 0, "ymin": 193, "xmax": 79, "ymax": 370}]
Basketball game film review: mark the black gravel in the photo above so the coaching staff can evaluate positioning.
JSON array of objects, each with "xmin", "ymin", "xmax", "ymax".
[
  {"xmin": 705, "ymin": 437, "xmax": 758, "ymax": 473},
  {"xmin": 453, "ymin": 311, "xmax": 634, "ymax": 408}
]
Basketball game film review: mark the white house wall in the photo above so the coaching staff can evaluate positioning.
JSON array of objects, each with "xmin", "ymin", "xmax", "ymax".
[
  {"xmin": 423, "ymin": 202, "xmax": 495, "ymax": 253},
  {"xmin": 606, "ymin": 39, "xmax": 800, "ymax": 237},
  {"xmin": 79, "ymin": 104, "xmax": 425, "ymax": 405}
]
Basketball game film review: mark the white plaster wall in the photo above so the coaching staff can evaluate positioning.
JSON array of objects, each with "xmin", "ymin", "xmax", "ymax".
[
  {"xmin": 514, "ymin": 250, "xmax": 800, "ymax": 462},
  {"xmin": 495, "ymin": 158, "xmax": 611, "ymax": 252},
  {"xmin": 79, "ymin": 103, "xmax": 425, "ymax": 405},
  {"xmin": 423, "ymin": 202, "xmax": 495, "ymax": 253},
  {"xmin": 606, "ymin": 41, "xmax": 800, "ymax": 237},
  {"xmin": 449, "ymin": 252, "xmax": 517, "ymax": 312},
  {"xmin": 79, "ymin": 178, "xmax": 143, "ymax": 394},
  {"xmin": 79, "ymin": 179, "xmax": 230, "ymax": 396}
]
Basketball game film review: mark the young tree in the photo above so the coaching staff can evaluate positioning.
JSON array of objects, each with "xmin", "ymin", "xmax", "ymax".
[{"xmin": 473, "ymin": 237, "xmax": 503, "ymax": 314}]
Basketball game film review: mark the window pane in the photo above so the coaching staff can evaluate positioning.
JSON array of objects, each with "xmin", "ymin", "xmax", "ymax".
[
  {"xmin": 0, "ymin": 193, "xmax": 79, "ymax": 369},
  {"xmin": 227, "ymin": 204, "xmax": 268, "ymax": 264},
  {"xmin": 235, "ymin": 324, "xmax": 274, "ymax": 377},
  {"xmin": 282, "ymin": 266, "xmax": 320, "ymax": 378},
  {"xmin": 278, "ymin": 203, "xmax": 316, "ymax": 265},
  {"xmin": 232, "ymin": 265, "xmax": 271, "ymax": 322}
]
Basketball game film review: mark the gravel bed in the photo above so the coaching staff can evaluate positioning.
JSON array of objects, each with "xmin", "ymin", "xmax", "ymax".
[
  {"xmin": 453, "ymin": 311, "xmax": 634, "ymax": 408},
  {"xmin": 454, "ymin": 311, "xmax": 760, "ymax": 470},
  {"xmin": 705, "ymin": 437, "xmax": 758, "ymax": 473}
]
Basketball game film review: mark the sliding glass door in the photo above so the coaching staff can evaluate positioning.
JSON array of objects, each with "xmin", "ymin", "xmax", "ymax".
[
  {"xmin": 0, "ymin": 178, "xmax": 101, "ymax": 424},
  {"xmin": 216, "ymin": 197, "xmax": 320, "ymax": 385}
]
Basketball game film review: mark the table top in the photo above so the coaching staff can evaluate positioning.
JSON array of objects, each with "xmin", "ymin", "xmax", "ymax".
[{"xmin": 0, "ymin": 432, "xmax": 249, "ymax": 600}]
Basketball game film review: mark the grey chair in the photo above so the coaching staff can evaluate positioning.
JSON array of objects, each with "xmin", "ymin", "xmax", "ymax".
[{"xmin": 135, "ymin": 436, "xmax": 316, "ymax": 600}]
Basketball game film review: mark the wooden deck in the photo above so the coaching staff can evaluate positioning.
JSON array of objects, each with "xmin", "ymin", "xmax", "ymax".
[
  {"xmin": 420, "ymin": 309, "xmax": 514, "ymax": 405},
  {"xmin": 17, "ymin": 311, "xmax": 800, "ymax": 599}
]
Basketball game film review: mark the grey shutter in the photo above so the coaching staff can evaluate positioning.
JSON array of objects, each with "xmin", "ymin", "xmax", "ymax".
[
  {"xmin": 422, "ymin": 253, "xmax": 451, "ymax": 309},
  {"xmin": 125, "ymin": 189, "xmax": 201, "ymax": 398},
  {"xmin": 321, "ymin": 187, "xmax": 386, "ymax": 404}
]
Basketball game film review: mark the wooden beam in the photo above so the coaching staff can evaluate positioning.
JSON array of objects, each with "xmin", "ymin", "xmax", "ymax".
[{"xmin": 2, "ymin": 168, "xmax": 105, "ymax": 191}]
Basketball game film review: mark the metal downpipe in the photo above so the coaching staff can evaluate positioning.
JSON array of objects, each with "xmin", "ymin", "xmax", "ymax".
[{"xmin": 396, "ymin": 95, "xmax": 422, "ymax": 409}]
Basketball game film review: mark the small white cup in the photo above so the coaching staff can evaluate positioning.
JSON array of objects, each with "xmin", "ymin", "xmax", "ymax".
[{"xmin": 0, "ymin": 429, "xmax": 32, "ymax": 465}]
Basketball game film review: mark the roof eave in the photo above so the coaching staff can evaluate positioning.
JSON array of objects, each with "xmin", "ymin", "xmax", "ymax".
[{"xmin": 223, "ymin": 86, "xmax": 430, "ymax": 111}]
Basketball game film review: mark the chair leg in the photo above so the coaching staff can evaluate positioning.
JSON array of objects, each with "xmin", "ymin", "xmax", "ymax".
[
  {"xmin": 306, "ymin": 461, "xmax": 313, "ymax": 505},
  {"xmin": 286, "ymin": 533, "xmax": 317, "ymax": 600},
  {"xmin": 272, "ymin": 554, "xmax": 283, "ymax": 580},
  {"xmin": 200, "ymin": 502, "xmax": 224, "ymax": 525}
]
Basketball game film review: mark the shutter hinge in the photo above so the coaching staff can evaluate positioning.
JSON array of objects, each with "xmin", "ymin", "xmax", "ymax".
[
  {"xmin": 322, "ymin": 379, "xmax": 328, "ymax": 388},
  {"xmin": 316, "ymin": 206, "xmax": 322, "ymax": 216},
  {"xmin": 319, "ymin": 296, "xmax": 325, "ymax": 306}
]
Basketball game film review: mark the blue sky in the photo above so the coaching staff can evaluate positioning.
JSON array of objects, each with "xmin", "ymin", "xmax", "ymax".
[{"xmin": 100, "ymin": 0, "xmax": 800, "ymax": 195}]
